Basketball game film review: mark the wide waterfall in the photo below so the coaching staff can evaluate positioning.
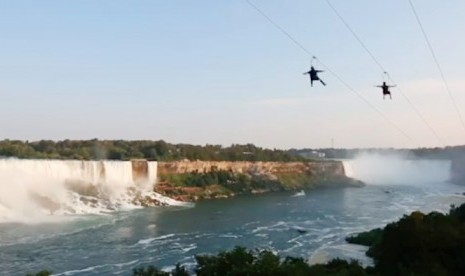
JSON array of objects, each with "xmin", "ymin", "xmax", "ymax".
[
  {"xmin": 342, "ymin": 153, "xmax": 451, "ymax": 185},
  {"xmin": 0, "ymin": 159, "xmax": 181, "ymax": 223}
]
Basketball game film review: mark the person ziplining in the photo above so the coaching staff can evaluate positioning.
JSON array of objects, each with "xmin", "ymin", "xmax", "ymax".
[
  {"xmin": 303, "ymin": 66, "xmax": 326, "ymax": 87},
  {"xmin": 376, "ymin": 81, "xmax": 395, "ymax": 100}
]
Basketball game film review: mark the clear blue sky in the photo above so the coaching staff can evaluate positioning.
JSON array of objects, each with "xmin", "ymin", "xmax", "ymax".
[{"xmin": 1, "ymin": 0, "xmax": 464, "ymax": 149}]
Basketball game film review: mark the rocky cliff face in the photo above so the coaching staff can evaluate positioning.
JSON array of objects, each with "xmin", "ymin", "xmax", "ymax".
[
  {"xmin": 156, "ymin": 161, "xmax": 362, "ymax": 201},
  {"xmin": 158, "ymin": 160, "xmax": 345, "ymax": 175},
  {"xmin": 131, "ymin": 159, "xmax": 149, "ymax": 184}
]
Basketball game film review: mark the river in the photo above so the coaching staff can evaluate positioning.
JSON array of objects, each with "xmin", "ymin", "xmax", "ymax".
[{"xmin": 1, "ymin": 157, "xmax": 464, "ymax": 275}]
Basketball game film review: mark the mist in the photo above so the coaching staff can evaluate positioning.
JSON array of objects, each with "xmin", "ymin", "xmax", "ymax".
[
  {"xmin": 343, "ymin": 153, "xmax": 451, "ymax": 185},
  {"xmin": 0, "ymin": 159, "xmax": 163, "ymax": 223}
]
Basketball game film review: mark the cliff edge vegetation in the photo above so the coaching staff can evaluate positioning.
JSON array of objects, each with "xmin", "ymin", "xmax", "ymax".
[
  {"xmin": 156, "ymin": 161, "xmax": 363, "ymax": 201},
  {"xmin": 0, "ymin": 139, "xmax": 306, "ymax": 162},
  {"xmin": 346, "ymin": 203, "xmax": 465, "ymax": 275}
]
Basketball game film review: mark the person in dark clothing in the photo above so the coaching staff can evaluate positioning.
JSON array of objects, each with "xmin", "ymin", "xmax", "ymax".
[
  {"xmin": 303, "ymin": 66, "xmax": 326, "ymax": 87},
  {"xmin": 376, "ymin": 81, "xmax": 395, "ymax": 99}
]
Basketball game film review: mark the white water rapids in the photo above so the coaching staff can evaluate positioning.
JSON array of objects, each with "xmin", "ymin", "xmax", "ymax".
[{"xmin": 0, "ymin": 159, "xmax": 185, "ymax": 223}]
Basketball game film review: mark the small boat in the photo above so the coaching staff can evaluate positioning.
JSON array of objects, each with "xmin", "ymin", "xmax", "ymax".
[{"xmin": 293, "ymin": 190, "xmax": 306, "ymax": 197}]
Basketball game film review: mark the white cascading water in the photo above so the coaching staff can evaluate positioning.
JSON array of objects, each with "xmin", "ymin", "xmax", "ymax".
[
  {"xmin": 342, "ymin": 153, "xmax": 451, "ymax": 185},
  {"xmin": 0, "ymin": 159, "xmax": 184, "ymax": 223}
]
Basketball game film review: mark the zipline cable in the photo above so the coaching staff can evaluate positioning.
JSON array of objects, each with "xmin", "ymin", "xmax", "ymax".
[
  {"xmin": 315, "ymin": 57, "xmax": 415, "ymax": 143},
  {"xmin": 407, "ymin": 0, "xmax": 465, "ymax": 135},
  {"xmin": 245, "ymin": 0, "xmax": 312, "ymax": 56},
  {"xmin": 323, "ymin": 0, "xmax": 387, "ymax": 73},
  {"xmin": 324, "ymin": 0, "xmax": 445, "ymax": 146},
  {"xmin": 245, "ymin": 0, "xmax": 415, "ymax": 144},
  {"xmin": 387, "ymin": 73, "xmax": 445, "ymax": 146}
]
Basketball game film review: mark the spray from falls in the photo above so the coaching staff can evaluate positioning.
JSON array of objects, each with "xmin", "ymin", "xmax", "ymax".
[
  {"xmin": 342, "ymin": 153, "xmax": 451, "ymax": 185},
  {"xmin": 0, "ymin": 159, "xmax": 183, "ymax": 223}
]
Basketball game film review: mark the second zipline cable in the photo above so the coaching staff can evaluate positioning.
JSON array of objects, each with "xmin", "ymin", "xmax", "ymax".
[
  {"xmin": 324, "ymin": 0, "xmax": 445, "ymax": 146},
  {"xmin": 245, "ymin": 0, "xmax": 415, "ymax": 144}
]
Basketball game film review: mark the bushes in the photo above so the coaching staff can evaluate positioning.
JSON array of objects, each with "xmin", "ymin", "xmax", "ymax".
[
  {"xmin": 133, "ymin": 264, "xmax": 188, "ymax": 276},
  {"xmin": 162, "ymin": 170, "xmax": 238, "ymax": 188},
  {"xmin": 347, "ymin": 203, "xmax": 465, "ymax": 275},
  {"xmin": 159, "ymin": 169, "xmax": 288, "ymax": 196},
  {"xmin": 345, "ymin": 228, "xmax": 383, "ymax": 247},
  {"xmin": 130, "ymin": 247, "xmax": 367, "ymax": 276}
]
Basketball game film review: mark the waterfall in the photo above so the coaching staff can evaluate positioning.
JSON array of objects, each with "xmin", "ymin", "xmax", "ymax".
[
  {"xmin": 0, "ymin": 159, "xmax": 174, "ymax": 223},
  {"xmin": 341, "ymin": 154, "xmax": 451, "ymax": 185},
  {"xmin": 341, "ymin": 160, "xmax": 354, "ymax": 178}
]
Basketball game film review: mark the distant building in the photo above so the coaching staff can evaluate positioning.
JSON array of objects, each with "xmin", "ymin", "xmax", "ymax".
[{"xmin": 298, "ymin": 150, "xmax": 326, "ymax": 159}]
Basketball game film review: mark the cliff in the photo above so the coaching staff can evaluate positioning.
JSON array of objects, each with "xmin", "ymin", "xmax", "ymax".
[
  {"xmin": 157, "ymin": 160, "xmax": 344, "ymax": 176},
  {"xmin": 156, "ymin": 160, "xmax": 363, "ymax": 201}
]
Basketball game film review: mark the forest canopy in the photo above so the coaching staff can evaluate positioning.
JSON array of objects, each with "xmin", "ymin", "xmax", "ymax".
[{"xmin": 0, "ymin": 139, "xmax": 306, "ymax": 162}]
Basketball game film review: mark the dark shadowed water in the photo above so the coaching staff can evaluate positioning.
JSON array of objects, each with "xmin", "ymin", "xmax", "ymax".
[{"xmin": 1, "ymin": 178, "xmax": 464, "ymax": 275}]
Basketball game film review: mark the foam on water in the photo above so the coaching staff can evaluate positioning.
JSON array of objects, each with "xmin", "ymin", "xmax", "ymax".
[
  {"xmin": 0, "ymin": 159, "xmax": 187, "ymax": 223},
  {"xmin": 55, "ymin": 259, "xmax": 140, "ymax": 276},
  {"xmin": 137, "ymin": 234, "xmax": 177, "ymax": 245}
]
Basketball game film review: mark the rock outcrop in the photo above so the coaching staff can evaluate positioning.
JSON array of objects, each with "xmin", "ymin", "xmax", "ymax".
[
  {"xmin": 158, "ymin": 160, "xmax": 345, "ymax": 176},
  {"xmin": 131, "ymin": 159, "xmax": 149, "ymax": 184},
  {"xmin": 156, "ymin": 160, "xmax": 363, "ymax": 201}
]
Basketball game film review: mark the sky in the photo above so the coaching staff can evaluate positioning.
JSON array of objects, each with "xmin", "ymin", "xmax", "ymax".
[{"xmin": 1, "ymin": 0, "xmax": 465, "ymax": 149}]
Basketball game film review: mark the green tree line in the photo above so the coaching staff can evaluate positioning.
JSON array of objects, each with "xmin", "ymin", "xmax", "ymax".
[
  {"xmin": 0, "ymin": 139, "xmax": 305, "ymax": 162},
  {"xmin": 346, "ymin": 203, "xmax": 465, "ymax": 275},
  {"xmin": 296, "ymin": 145, "xmax": 465, "ymax": 160},
  {"xmin": 29, "ymin": 248, "xmax": 368, "ymax": 276}
]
